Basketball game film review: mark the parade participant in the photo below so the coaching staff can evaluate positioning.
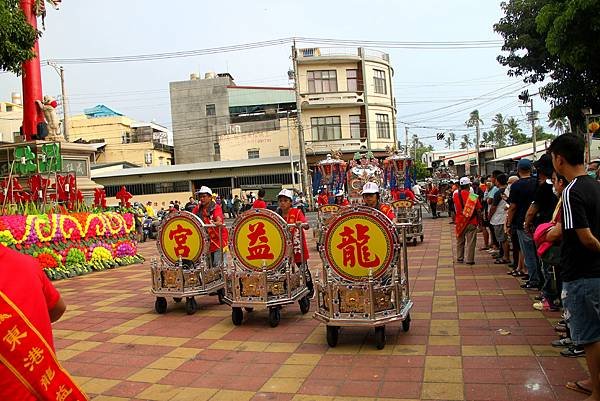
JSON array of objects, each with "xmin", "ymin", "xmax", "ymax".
[
  {"xmin": 361, "ymin": 182, "xmax": 396, "ymax": 221},
  {"xmin": 0, "ymin": 244, "xmax": 87, "ymax": 401},
  {"xmin": 454, "ymin": 177, "xmax": 482, "ymax": 265},
  {"xmin": 426, "ymin": 183, "xmax": 439, "ymax": 218},
  {"xmin": 192, "ymin": 186, "xmax": 229, "ymax": 267},
  {"xmin": 392, "ymin": 185, "xmax": 416, "ymax": 201},
  {"xmin": 317, "ymin": 189, "xmax": 330, "ymax": 206},
  {"xmin": 184, "ymin": 196, "xmax": 196, "ymax": 212},
  {"xmin": 334, "ymin": 190, "xmax": 349, "ymax": 206},
  {"xmin": 145, "ymin": 201, "xmax": 156, "ymax": 217},
  {"xmin": 276, "ymin": 189, "xmax": 313, "ymax": 297},
  {"xmin": 252, "ymin": 189, "xmax": 267, "ymax": 209}
]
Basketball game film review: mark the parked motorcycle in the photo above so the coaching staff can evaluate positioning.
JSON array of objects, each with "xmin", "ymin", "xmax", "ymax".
[{"xmin": 142, "ymin": 216, "xmax": 159, "ymax": 241}]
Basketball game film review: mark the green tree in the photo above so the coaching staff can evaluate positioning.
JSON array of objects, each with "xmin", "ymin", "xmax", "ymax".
[
  {"xmin": 408, "ymin": 140, "xmax": 433, "ymax": 179},
  {"xmin": 460, "ymin": 133, "xmax": 473, "ymax": 149},
  {"xmin": 482, "ymin": 130, "xmax": 495, "ymax": 146},
  {"xmin": 494, "ymin": 0, "xmax": 600, "ymax": 131},
  {"xmin": 534, "ymin": 125, "xmax": 556, "ymax": 141},
  {"xmin": 449, "ymin": 132, "xmax": 456, "ymax": 149},
  {"xmin": 491, "ymin": 113, "xmax": 508, "ymax": 147},
  {"xmin": 0, "ymin": 0, "xmax": 39, "ymax": 74},
  {"xmin": 548, "ymin": 115, "xmax": 569, "ymax": 135},
  {"xmin": 444, "ymin": 136, "xmax": 452, "ymax": 149},
  {"xmin": 506, "ymin": 117, "xmax": 527, "ymax": 145}
]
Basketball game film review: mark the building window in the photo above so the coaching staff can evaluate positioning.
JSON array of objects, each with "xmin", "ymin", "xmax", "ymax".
[
  {"xmin": 374, "ymin": 69, "xmax": 387, "ymax": 94},
  {"xmin": 346, "ymin": 69, "xmax": 358, "ymax": 91},
  {"xmin": 311, "ymin": 116, "xmax": 341, "ymax": 141},
  {"xmin": 214, "ymin": 142, "xmax": 220, "ymax": 155},
  {"xmin": 307, "ymin": 70, "xmax": 337, "ymax": 93},
  {"xmin": 376, "ymin": 114, "xmax": 390, "ymax": 138},
  {"xmin": 6, "ymin": 105, "xmax": 13, "ymax": 112},
  {"xmin": 248, "ymin": 149, "xmax": 260, "ymax": 159},
  {"xmin": 349, "ymin": 115, "xmax": 361, "ymax": 139},
  {"xmin": 280, "ymin": 148, "xmax": 289, "ymax": 157},
  {"xmin": 206, "ymin": 104, "xmax": 216, "ymax": 116}
]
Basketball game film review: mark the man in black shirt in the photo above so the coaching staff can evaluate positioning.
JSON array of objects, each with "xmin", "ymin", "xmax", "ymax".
[
  {"xmin": 506, "ymin": 159, "xmax": 540, "ymax": 289},
  {"xmin": 549, "ymin": 134, "xmax": 600, "ymax": 399}
]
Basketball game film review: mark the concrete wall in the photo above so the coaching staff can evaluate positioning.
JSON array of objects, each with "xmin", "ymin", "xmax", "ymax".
[
  {"xmin": 0, "ymin": 102, "xmax": 23, "ymax": 143},
  {"xmin": 96, "ymin": 142, "xmax": 172, "ymax": 167},
  {"xmin": 69, "ymin": 115, "xmax": 134, "ymax": 145},
  {"xmin": 170, "ymin": 76, "xmax": 232, "ymax": 164},
  {"xmin": 217, "ymin": 117, "xmax": 300, "ymax": 161}
]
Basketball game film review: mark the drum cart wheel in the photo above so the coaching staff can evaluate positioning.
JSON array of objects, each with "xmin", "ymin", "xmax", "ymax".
[
  {"xmin": 402, "ymin": 313, "xmax": 411, "ymax": 332},
  {"xmin": 374, "ymin": 326, "xmax": 386, "ymax": 350},
  {"xmin": 155, "ymin": 297, "xmax": 167, "ymax": 314},
  {"xmin": 268, "ymin": 307, "xmax": 281, "ymax": 327},
  {"xmin": 232, "ymin": 307, "xmax": 244, "ymax": 325},
  {"xmin": 173, "ymin": 297, "xmax": 182, "ymax": 303},
  {"xmin": 185, "ymin": 297, "xmax": 197, "ymax": 315},
  {"xmin": 326, "ymin": 325, "xmax": 339, "ymax": 347},
  {"xmin": 420, "ymin": 235, "xmax": 424, "ymax": 242},
  {"xmin": 244, "ymin": 307, "xmax": 254, "ymax": 312},
  {"xmin": 217, "ymin": 289, "xmax": 226, "ymax": 305},
  {"xmin": 412, "ymin": 238, "xmax": 417, "ymax": 245},
  {"xmin": 299, "ymin": 295, "xmax": 311, "ymax": 314}
]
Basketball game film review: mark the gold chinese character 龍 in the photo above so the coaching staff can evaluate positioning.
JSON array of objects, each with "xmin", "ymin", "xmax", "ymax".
[{"xmin": 40, "ymin": 367, "xmax": 56, "ymax": 391}]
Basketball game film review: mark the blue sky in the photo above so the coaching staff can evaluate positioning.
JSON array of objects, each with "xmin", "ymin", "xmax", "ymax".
[{"xmin": 0, "ymin": 0, "xmax": 552, "ymax": 149}]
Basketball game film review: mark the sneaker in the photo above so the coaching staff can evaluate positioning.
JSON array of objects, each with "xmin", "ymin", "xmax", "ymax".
[
  {"xmin": 533, "ymin": 299, "xmax": 560, "ymax": 311},
  {"xmin": 551, "ymin": 337, "xmax": 573, "ymax": 347},
  {"xmin": 554, "ymin": 324, "xmax": 568, "ymax": 333},
  {"xmin": 561, "ymin": 346, "xmax": 585, "ymax": 358}
]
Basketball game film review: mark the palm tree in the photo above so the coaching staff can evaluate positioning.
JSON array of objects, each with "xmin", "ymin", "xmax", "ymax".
[
  {"xmin": 460, "ymin": 133, "xmax": 473, "ymax": 149},
  {"xmin": 548, "ymin": 115, "xmax": 570, "ymax": 135},
  {"xmin": 445, "ymin": 136, "xmax": 452, "ymax": 149},
  {"xmin": 449, "ymin": 132, "xmax": 456, "ymax": 149},
  {"xmin": 491, "ymin": 113, "xmax": 508, "ymax": 147},
  {"xmin": 506, "ymin": 117, "xmax": 527, "ymax": 145}
]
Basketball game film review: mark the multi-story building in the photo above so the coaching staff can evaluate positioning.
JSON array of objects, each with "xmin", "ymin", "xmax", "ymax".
[
  {"xmin": 294, "ymin": 47, "xmax": 397, "ymax": 163},
  {"xmin": 169, "ymin": 73, "xmax": 300, "ymax": 164},
  {"xmin": 69, "ymin": 105, "xmax": 173, "ymax": 167},
  {"xmin": 0, "ymin": 93, "xmax": 24, "ymax": 143}
]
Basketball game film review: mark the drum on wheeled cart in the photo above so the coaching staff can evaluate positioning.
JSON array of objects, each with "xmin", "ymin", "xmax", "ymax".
[
  {"xmin": 224, "ymin": 208, "xmax": 311, "ymax": 327},
  {"xmin": 314, "ymin": 205, "xmax": 413, "ymax": 349},
  {"xmin": 150, "ymin": 211, "xmax": 226, "ymax": 315},
  {"xmin": 392, "ymin": 199, "xmax": 424, "ymax": 245}
]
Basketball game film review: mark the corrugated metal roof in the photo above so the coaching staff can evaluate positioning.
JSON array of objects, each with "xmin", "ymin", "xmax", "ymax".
[
  {"xmin": 91, "ymin": 156, "xmax": 299, "ymax": 179},
  {"xmin": 228, "ymin": 87, "xmax": 295, "ymax": 108}
]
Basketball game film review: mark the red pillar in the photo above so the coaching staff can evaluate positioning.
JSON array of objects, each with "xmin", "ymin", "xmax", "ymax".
[{"xmin": 20, "ymin": 0, "xmax": 45, "ymax": 141}]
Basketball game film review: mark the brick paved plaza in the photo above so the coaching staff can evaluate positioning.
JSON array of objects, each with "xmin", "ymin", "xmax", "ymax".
[{"xmin": 53, "ymin": 217, "xmax": 588, "ymax": 401}]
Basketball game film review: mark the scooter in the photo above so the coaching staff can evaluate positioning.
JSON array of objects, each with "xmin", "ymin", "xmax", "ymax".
[{"xmin": 142, "ymin": 216, "xmax": 159, "ymax": 241}]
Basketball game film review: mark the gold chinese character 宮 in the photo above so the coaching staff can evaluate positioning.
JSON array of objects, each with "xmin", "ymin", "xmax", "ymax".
[
  {"xmin": 40, "ymin": 367, "xmax": 56, "ymax": 391},
  {"xmin": 3, "ymin": 325, "xmax": 27, "ymax": 351},
  {"xmin": 23, "ymin": 347, "xmax": 44, "ymax": 372}
]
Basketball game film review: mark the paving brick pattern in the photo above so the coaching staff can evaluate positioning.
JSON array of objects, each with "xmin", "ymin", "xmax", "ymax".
[{"xmin": 52, "ymin": 217, "xmax": 588, "ymax": 401}]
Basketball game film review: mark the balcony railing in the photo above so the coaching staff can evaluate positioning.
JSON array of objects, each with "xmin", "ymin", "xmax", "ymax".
[
  {"xmin": 300, "ymin": 92, "xmax": 364, "ymax": 107},
  {"xmin": 297, "ymin": 47, "xmax": 390, "ymax": 63}
]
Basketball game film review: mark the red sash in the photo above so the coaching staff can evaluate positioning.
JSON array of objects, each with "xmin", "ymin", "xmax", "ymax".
[
  {"xmin": 455, "ymin": 191, "xmax": 478, "ymax": 237},
  {"xmin": 0, "ymin": 290, "xmax": 88, "ymax": 401}
]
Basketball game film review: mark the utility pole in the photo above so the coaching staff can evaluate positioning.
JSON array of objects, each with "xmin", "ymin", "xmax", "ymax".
[
  {"xmin": 286, "ymin": 111, "xmax": 296, "ymax": 187},
  {"xmin": 474, "ymin": 118, "xmax": 481, "ymax": 176},
  {"xmin": 528, "ymin": 99, "xmax": 537, "ymax": 160},
  {"xmin": 413, "ymin": 134, "xmax": 418, "ymax": 162},
  {"xmin": 291, "ymin": 40, "xmax": 311, "ymax": 209},
  {"xmin": 48, "ymin": 61, "xmax": 70, "ymax": 141},
  {"xmin": 404, "ymin": 126, "xmax": 409, "ymax": 154}
]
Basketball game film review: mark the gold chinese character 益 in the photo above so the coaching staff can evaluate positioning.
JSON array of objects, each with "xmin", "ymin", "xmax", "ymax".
[
  {"xmin": 40, "ymin": 367, "xmax": 56, "ymax": 391},
  {"xmin": 55, "ymin": 384, "xmax": 73, "ymax": 401},
  {"xmin": 23, "ymin": 347, "xmax": 44, "ymax": 372},
  {"xmin": 246, "ymin": 222, "xmax": 274, "ymax": 260},
  {"xmin": 3, "ymin": 325, "xmax": 27, "ymax": 351},
  {"xmin": 0, "ymin": 313, "xmax": 12, "ymax": 324}
]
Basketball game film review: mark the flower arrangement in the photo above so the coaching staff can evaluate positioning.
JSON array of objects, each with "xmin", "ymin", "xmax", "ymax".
[{"xmin": 0, "ymin": 211, "xmax": 143, "ymax": 280}]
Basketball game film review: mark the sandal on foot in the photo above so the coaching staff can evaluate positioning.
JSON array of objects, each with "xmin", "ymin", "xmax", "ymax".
[{"xmin": 565, "ymin": 380, "xmax": 592, "ymax": 396}]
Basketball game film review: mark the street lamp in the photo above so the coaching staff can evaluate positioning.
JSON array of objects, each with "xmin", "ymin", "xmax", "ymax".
[{"xmin": 46, "ymin": 61, "xmax": 69, "ymax": 141}]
